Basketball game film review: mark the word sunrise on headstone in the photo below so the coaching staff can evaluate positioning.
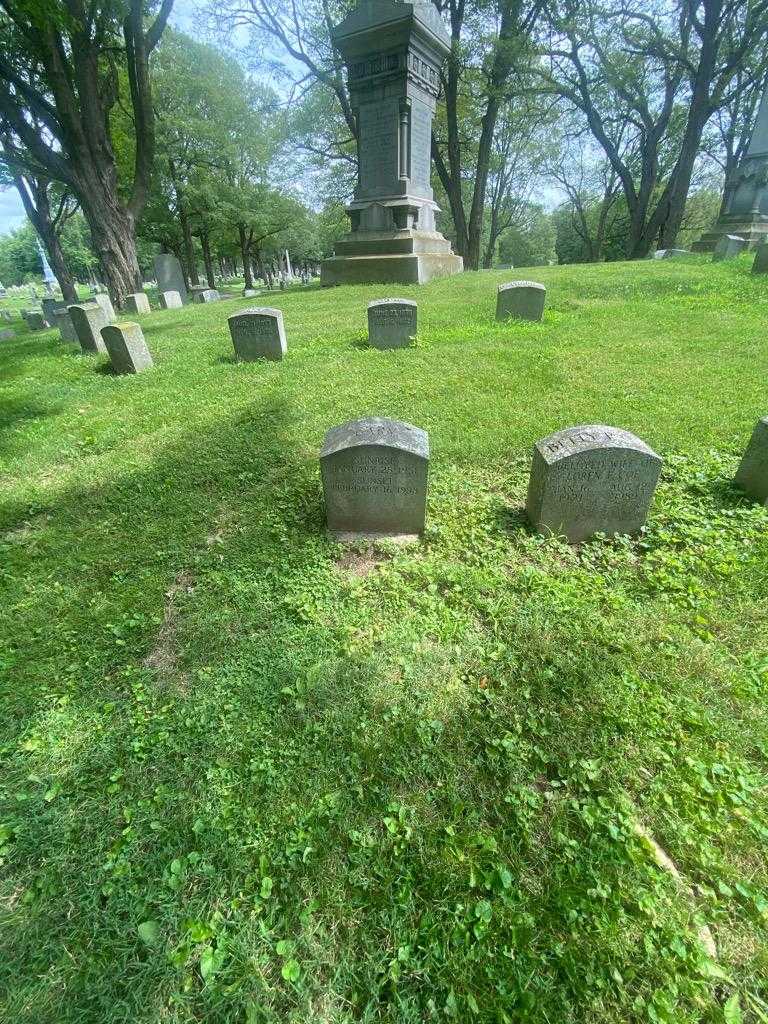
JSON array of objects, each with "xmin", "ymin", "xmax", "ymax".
[
  {"xmin": 368, "ymin": 299, "xmax": 417, "ymax": 349},
  {"xmin": 159, "ymin": 291, "xmax": 183, "ymax": 309},
  {"xmin": 526, "ymin": 425, "xmax": 662, "ymax": 543},
  {"xmin": 228, "ymin": 307, "xmax": 286, "ymax": 362},
  {"xmin": 320, "ymin": 417, "xmax": 429, "ymax": 539},
  {"xmin": 496, "ymin": 281, "xmax": 546, "ymax": 322},
  {"xmin": 69, "ymin": 303, "xmax": 109, "ymax": 354},
  {"xmin": 101, "ymin": 322, "xmax": 153, "ymax": 374},
  {"xmin": 734, "ymin": 417, "xmax": 768, "ymax": 505}
]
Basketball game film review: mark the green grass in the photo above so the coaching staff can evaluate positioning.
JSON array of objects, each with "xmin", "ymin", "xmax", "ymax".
[{"xmin": 1, "ymin": 256, "xmax": 767, "ymax": 1024}]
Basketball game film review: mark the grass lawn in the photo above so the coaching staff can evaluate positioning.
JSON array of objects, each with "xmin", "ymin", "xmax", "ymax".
[{"xmin": 1, "ymin": 256, "xmax": 768, "ymax": 1023}]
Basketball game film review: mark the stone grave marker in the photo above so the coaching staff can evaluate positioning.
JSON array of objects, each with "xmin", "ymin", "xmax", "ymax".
[
  {"xmin": 367, "ymin": 299, "xmax": 417, "ymax": 349},
  {"xmin": 228, "ymin": 307, "xmax": 286, "ymax": 362},
  {"xmin": 101, "ymin": 322, "xmax": 154, "ymax": 374},
  {"xmin": 124, "ymin": 292, "xmax": 151, "ymax": 315},
  {"xmin": 155, "ymin": 254, "xmax": 188, "ymax": 303},
  {"xmin": 41, "ymin": 297, "xmax": 66, "ymax": 321},
  {"xmin": 654, "ymin": 249, "xmax": 689, "ymax": 260},
  {"xmin": 526, "ymin": 424, "xmax": 663, "ymax": 544},
  {"xmin": 51, "ymin": 309, "xmax": 77, "ymax": 342},
  {"xmin": 713, "ymin": 235, "xmax": 747, "ymax": 261},
  {"xmin": 243, "ymin": 288, "xmax": 259, "ymax": 298},
  {"xmin": 69, "ymin": 303, "xmax": 109, "ymax": 354},
  {"xmin": 734, "ymin": 417, "xmax": 768, "ymax": 505},
  {"xmin": 752, "ymin": 243, "xmax": 768, "ymax": 274},
  {"xmin": 496, "ymin": 281, "xmax": 546, "ymax": 322},
  {"xmin": 320, "ymin": 417, "xmax": 429, "ymax": 539},
  {"xmin": 25, "ymin": 311, "xmax": 48, "ymax": 331},
  {"xmin": 159, "ymin": 290, "xmax": 183, "ymax": 310},
  {"xmin": 93, "ymin": 292, "xmax": 116, "ymax": 320},
  {"xmin": 198, "ymin": 289, "xmax": 220, "ymax": 303}
]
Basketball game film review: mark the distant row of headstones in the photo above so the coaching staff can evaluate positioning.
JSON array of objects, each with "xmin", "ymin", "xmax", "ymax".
[
  {"xmin": 320, "ymin": 416, "xmax": 768, "ymax": 543},
  {"xmin": 653, "ymin": 236, "xmax": 768, "ymax": 270}
]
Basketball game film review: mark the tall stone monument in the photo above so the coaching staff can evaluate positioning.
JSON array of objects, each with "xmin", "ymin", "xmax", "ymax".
[
  {"xmin": 694, "ymin": 85, "xmax": 768, "ymax": 251},
  {"xmin": 321, "ymin": 1, "xmax": 463, "ymax": 286}
]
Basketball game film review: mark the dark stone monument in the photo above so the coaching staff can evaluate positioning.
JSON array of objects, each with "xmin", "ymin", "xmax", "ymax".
[
  {"xmin": 124, "ymin": 292, "xmax": 151, "ymax": 315},
  {"xmin": 155, "ymin": 254, "xmax": 188, "ymax": 303},
  {"xmin": 734, "ymin": 417, "xmax": 768, "ymax": 505},
  {"xmin": 228, "ymin": 307, "xmax": 286, "ymax": 361},
  {"xmin": 69, "ymin": 303, "xmax": 109, "ymax": 354},
  {"xmin": 321, "ymin": 2, "xmax": 463, "ymax": 286},
  {"xmin": 159, "ymin": 290, "xmax": 183, "ymax": 309},
  {"xmin": 41, "ymin": 297, "xmax": 66, "ymax": 322},
  {"xmin": 51, "ymin": 309, "xmax": 77, "ymax": 342},
  {"xmin": 752, "ymin": 243, "xmax": 768, "ymax": 274},
  {"xmin": 496, "ymin": 281, "xmax": 546, "ymax": 322},
  {"xmin": 368, "ymin": 298, "xmax": 417, "ymax": 348},
  {"xmin": 526, "ymin": 425, "xmax": 663, "ymax": 543},
  {"xmin": 321, "ymin": 417, "xmax": 429, "ymax": 538},
  {"xmin": 712, "ymin": 235, "xmax": 747, "ymax": 262},
  {"xmin": 101, "ymin": 322, "xmax": 154, "ymax": 374}
]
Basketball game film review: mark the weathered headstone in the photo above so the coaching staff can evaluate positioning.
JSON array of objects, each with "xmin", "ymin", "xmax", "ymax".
[
  {"xmin": 228, "ymin": 307, "xmax": 286, "ymax": 362},
  {"xmin": 24, "ymin": 311, "xmax": 48, "ymax": 331},
  {"xmin": 734, "ymin": 417, "xmax": 768, "ymax": 505},
  {"xmin": 197, "ymin": 289, "xmax": 220, "ymax": 304},
  {"xmin": 159, "ymin": 290, "xmax": 183, "ymax": 310},
  {"xmin": 368, "ymin": 299, "xmax": 417, "ymax": 349},
  {"xmin": 124, "ymin": 292, "xmax": 151, "ymax": 315},
  {"xmin": 101, "ymin": 322, "xmax": 154, "ymax": 374},
  {"xmin": 526, "ymin": 425, "xmax": 663, "ymax": 544},
  {"xmin": 0, "ymin": 328, "xmax": 14, "ymax": 341},
  {"xmin": 94, "ymin": 292, "xmax": 116, "ymax": 320},
  {"xmin": 712, "ymin": 235, "xmax": 747, "ymax": 261},
  {"xmin": 69, "ymin": 303, "xmax": 109, "ymax": 354},
  {"xmin": 496, "ymin": 281, "xmax": 546, "ymax": 322},
  {"xmin": 154, "ymin": 254, "xmax": 188, "ymax": 304},
  {"xmin": 51, "ymin": 309, "xmax": 77, "ymax": 342},
  {"xmin": 752, "ymin": 243, "xmax": 768, "ymax": 274},
  {"xmin": 654, "ymin": 249, "xmax": 689, "ymax": 260},
  {"xmin": 41, "ymin": 297, "xmax": 66, "ymax": 321},
  {"xmin": 320, "ymin": 417, "xmax": 429, "ymax": 539}
]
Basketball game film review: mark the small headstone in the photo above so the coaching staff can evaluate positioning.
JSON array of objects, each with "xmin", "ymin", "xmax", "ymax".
[
  {"xmin": 94, "ymin": 293, "xmax": 116, "ymax": 320},
  {"xmin": 155, "ymin": 254, "xmax": 188, "ymax": 303},
  {"xmin": 752, "ymin": 243, "xmax": 768, "ymax": 274},
  {"xmin": 367, "ymin": 299, "xmax": 417, "ymax": 349},
  {"xmin": 656, "ymin": 249, "xmax": 689, "ymax": 260},
  {"xmin": 243, "ymin": 288, "xmax": 258, "ymax": 298},
  {"xmin": 197, "ymin": 289, "xmax": 220, "ymax": 303},
  {"xmin": 101, "ymin": 322, "xmax": 154, "ymax": 374},
  {"xmin": 69, "ymin": 303, "xmax": 109, "ymax": 354},
  {"xmin": 496, "ymin": 281, "xmax": 546, "ymax": 322},
  {"xmin": 526, "ymin": 424, "xmax": 662, "ymax": 544},
  {"xmin": 0, "ymin": 328, "xmax": 14, "ymax": 341},
  {"xmin": 713, "ymin": 235, "xmax": 747, "ymax": 262},
  {"xmin": 734, "ymin": 417, "xmax": 768, "ymax": 505},
  {"xmin": 228, "ymin": 307, "xmax": 286, "ymax": 362},
  {"xmin": 51, "ymin": 309, "xmax": 77, "ymax": 343},
  {"xmin": 42, "ymin": 297, "xmax": 66, "ymax": 321},
  {"xmin": 159, "ymin": 290, "xmax": 183, "ymax": 310},
  {"xmin": 124, "ymin": 292, "xmax": 151, "ymax": 315},
  {"xmin": 320, "ymin": 417, "xmax": 429, "ymax": 539},
  {"xmin": 25, "ymin": 311, "xmax": 48, "ymax": 331}
]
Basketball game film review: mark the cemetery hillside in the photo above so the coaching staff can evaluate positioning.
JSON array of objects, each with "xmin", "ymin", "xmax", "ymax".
[{"xmin": 2, "ymin": 255, "xmax": 768, "ymax": 1022}]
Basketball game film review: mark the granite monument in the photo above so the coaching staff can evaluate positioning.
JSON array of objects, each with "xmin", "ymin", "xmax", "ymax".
[
  {"xmin": 124, "ymin": 292, "xmax": 151, "ymax": 315},
  {"xmin": 159, "ymin": 290, "xmax": 183, "ymax": 309}
]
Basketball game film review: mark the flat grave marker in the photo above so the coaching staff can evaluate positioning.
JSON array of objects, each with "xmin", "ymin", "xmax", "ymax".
[{"xmin": 713, "ymin": 235, "xmax": 747, "ymax": 261}]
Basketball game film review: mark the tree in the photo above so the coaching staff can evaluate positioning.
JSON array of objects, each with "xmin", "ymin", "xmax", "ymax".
[{"xmin": 0, "ymin": 0, "xmax": 174, "ymax": 304}]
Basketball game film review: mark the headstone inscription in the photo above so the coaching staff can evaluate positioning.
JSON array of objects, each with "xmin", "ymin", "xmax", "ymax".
[
  {"xmin": 154, "ymin": 254, "xmax": 188, "ymax": 304},
  {"xmin": 752, "ymin": 243, "xmax": 768, "ymax": 274},
  {"xmin": 24, "ymin": 311, "xmax": 48, "ymax": 331},
  {"xmin": 101, "ymin": 322, "xmax": 154, "ymax": 374},
  {"xmin": 526, "ymin": 425, "xmax": 663, "ymax": 544},
  {"xmin": 52, "ymin": 309, "xmax": 77, "ymax": 342},
  {"xmin": 367, "ymin": 299, "xmax": 417, "ymax": 349},
  {"xmin": 320, "ymin": 417, "xmax": 429, "ymax": 539},
  {"xmin": 124, "ymin": 292, "xmax": 151, "ymax": 315},
  {"xmin": 69, "ymin": 303, "xmax": 109, "ymax": 354},
  {"xmin": 228, "ymin": 308, "xmax": 286, "ymax": 362},
  {"xmin": 159, "ymin": 290, "xmax": 183, "ymax": 309},
  {"xmin": 712, "ymin": 235, "xmax": 747, "ymax": 261},
  {"xmin": 734, "ymin": 417, "xmax": 768, "ymax": 505},
  {"xmin": 496, "ymin": 281, "xmax": 546, "ymax": 322}
]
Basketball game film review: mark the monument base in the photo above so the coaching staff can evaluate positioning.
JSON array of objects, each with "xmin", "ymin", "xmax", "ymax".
[
  {"xmin": 322, "ymin": 227, "xmax": 463, "ymax": 286},
  {"xmin": 692, "ymin": 219, "xmax": 768, "ymax": 252}
]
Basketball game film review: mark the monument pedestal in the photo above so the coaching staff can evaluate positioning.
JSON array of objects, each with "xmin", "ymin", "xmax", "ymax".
[{"xmin": 322, "ymin": 229, "xmax": 462, "ymax": 285}]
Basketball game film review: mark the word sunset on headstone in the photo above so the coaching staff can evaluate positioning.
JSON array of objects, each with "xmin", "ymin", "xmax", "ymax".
[
  {"xmin": 228, "ymin": 308, "xmax": 286, "ymax": 362},
  {"xmin": 496, "ymin": 281, "xmax": 546, "ymax": 322},
  {"xmin": 321, "ymin": 417, "xmax": 429, "ymax": 540},
  {"xmin": 734, "ymin": 417, "xmax": 768, "ymax": 505},
  {"xmin": 69, "ymin": 303, "xmax": 109, "ymax": 354},
  {"xmin": 368, "ymin": 299, "xmax": 417, "ymax": 349},
  {"xmin": 101, "ymin": 323, "xmax": 153, "ymax": 374},
  {"xmin": 526, "ymin": 425, "xmax": 662, "ymax": 544}
]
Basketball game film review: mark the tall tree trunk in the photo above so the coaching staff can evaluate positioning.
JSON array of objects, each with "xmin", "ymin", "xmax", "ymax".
[
  {"xmin": 79, "ymin": 188, "xmax": 142, "ymax": 304},
  {"xmin": 11, "ymin": 170, "xmax": 79, "ymax": 302},
  {"xmin": 238, "ymin": 225, "xmax": 253, "ymax": 289},
  {"xmin": 200, "ymin": 230, "xmax": 215, "ymax": 288},
  {"xmin": 170, "ymin": 162, "xmax": 199, "ymax": 286}
]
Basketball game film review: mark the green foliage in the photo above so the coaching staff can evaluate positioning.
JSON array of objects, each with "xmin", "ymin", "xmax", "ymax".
[
  {"xmin": 1, "ymin": 257, "xmax": 768, "ymax": 1022},
  {"xmin": 0, "ymin": 215, "xmax": 98, "ymax": 285}
]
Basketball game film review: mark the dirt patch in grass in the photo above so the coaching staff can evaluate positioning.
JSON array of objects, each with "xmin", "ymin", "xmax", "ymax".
[
  {"xmin": 143, "ymin": 570, "xmax": 195, "ymax": 689},
  {"xmin": 334, "ymin": 545, "xmax": 390, "ymax": 577}
]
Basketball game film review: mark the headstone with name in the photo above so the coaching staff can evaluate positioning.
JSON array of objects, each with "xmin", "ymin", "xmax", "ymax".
[
  {"xmin": 752, "ymin": 243, "xmax": 768, "ymax": 274},
  {"xmin": 124, "ymin": 292, "xmax": 151, "ymax": 315},
  {"xmin": 368, "ymin": 299, "xmax": 417, "ymax": 349},
  {"xmin": 320, "ymin": 417, "xmax": 429, "ymax": 539},
  {"xmin": 496, "ymin": 281, "xmax": 546, "ymax": 322},
  {"xmin": 154, "ymin": 254, "xmax": 188, "ymax": 303},
  {"xmin": 712, "ymin": 235, "xmax": 747, "ymax": 261},
  {"xmin": 24, "ymin": 311, "xmax": 48, "ymax": 331},
  {"xmin": 51, "ymin": 309, "xmax": 77, "ymax": 342},
  {"xmin": 526, "ymin": 424, "xmax": 663, "ymax": 544},
  {"xmin": 228, "ymin": 307, "xmax": 286, "ymax": 361},
  {"xmin": 101, "ymin": 322, "xmax": 154, "ymax": 374},
  {"xmin": 734, "ymin": 417, "xmax": 768, "ymax": 505},
  {"xmin": 94, "ymin": 292, "xmax": 116, "ymax": 320},
  {"xmin": 69, "ymin": 303, "xmax": 109, "ymax": 354},
  {"xmin": 159, "ymin": 290, "xmax": 183, "ymax": 310}
]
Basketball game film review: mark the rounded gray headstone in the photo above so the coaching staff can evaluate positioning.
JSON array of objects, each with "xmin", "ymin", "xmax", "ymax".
[
  {"xmin": 734, "ymin": 417, "xmax": 768, "ymax": 505},
  {"xmin": 101, "ymin": 322, "xmax": 154, "ymax": 374},
  {"xmin": 367, "ymin": 298, "xmax": 417, "ymax": 349},
  {"xmin": 24, "ymin": 311, "xmax": 48, "ymax": 331},
  {"xmin": 159, "ymin": 290, "xmax": 183, "ymax": 309},
  {"xmin": 124, "ymin": 292, "xmax": 151, "ymax": 315},
  {"xmin": 496, "ymin": 280, "xmax": 546, "ymax": 322},
  {"xmin": 321, "ymin": 417, "xmax": 429, "ymax": 539},
  {"xmin": 69, "ymin": 303, "xmax": 109, "ymax": 354},
  {"xmin": 228, "ymin": 307, "xmax": 286, "ymax": 362},
  {"xmin": 526, "ymin": 425, "xmax": 663, "ymax": 543}
]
